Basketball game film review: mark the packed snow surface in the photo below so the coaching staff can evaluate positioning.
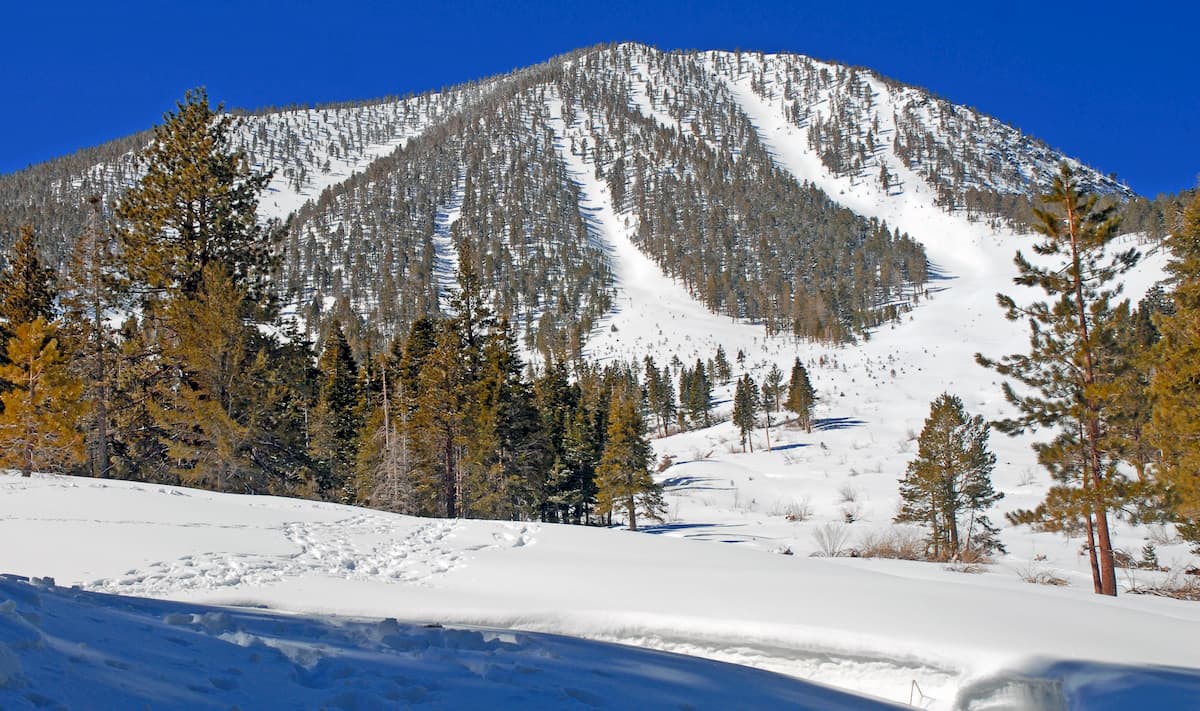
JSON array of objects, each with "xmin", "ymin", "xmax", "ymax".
[{"xmin": 1, "ymin": 474, "xmax": 1198, "ymax": 710}]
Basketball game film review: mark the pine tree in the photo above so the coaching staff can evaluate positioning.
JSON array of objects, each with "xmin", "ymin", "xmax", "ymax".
[
  {"xmin": 977, "ymin": 163, "xmax": 1138, "ymax": 596},
  {"xmin": 309, "ymin": 321, "xmax": 361, "ymax": 500},
  {"xmin": 115, "ymin": 88, "xmax": 278, "ymax": 303},
  {"xmin": 1149, "ymin": 190, "xmax": 1200, "ymax": 544},
  {"xmin": 643, "ymin": 356, "xmax": 675, "ymax": 437},
  {"xmin": 466, "ymin": 319, "xmax": 545, "ymax": 519},
  {"xmin": 356, "ymin": 351, "xmax": 413, "ymax": 513},
  {"xmin": 896, "ymin": 393, "xmax": 1002, "ymax": 560},
  {"xmin": 411, "ymin": 322, "xmax": 468, "ymax": 517},
  {"xmin": 61, "ymin": 197, "xmax": 119, "ymax": 479},
  {"xmin": 785, "ymin": 358, "xmax": 816, "ymax": 432},
  {"xmin": 595, "ymin": 385, "xmax": 662, "ymax": 530},
  {"xmin": 732, "ymin": 374, "xmax": 759, "ymax": 452},
  {"xmin": 150, "ymin": 265, "xmax": 287, "ymax": 493},
  {"xmin": 0, "ymin": 318, "xmax": 85, "ymax": 476},
  {"xmin": 0, "ymin": 225, "xmax": 57, "ymax": 342},
  {"xmin": 680, "ymin": 359, "xmax": 712, "ymax": 427},
  {"xmin": 713, "ymin": 345, "xmax": 732, "ymax": 384}
]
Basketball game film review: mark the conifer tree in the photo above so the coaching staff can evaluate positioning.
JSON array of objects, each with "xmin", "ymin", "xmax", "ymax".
[
  {"xmin": 595, "ymin": 385, "xmax": 662, "ymax": 530},
  {"xmin": 412, "ymin": 322, "xmax": 468, "ymax": 517},
  {"xmin": 115, "ymin": 88, "xmax": 278, "ymax": 303},
  {"xmin": 309, "ymin": 321, "xmax": 361, "ymax": 500},
  {"xmin": 896, "ymin": 393, "xmax": 1002, "ymax": 560},
  {"xmin": 150, "ymin": 265, "xmax": 285, "ymax": 492},
  {"xmin": 1149, "ymin": 190, "xmax": 1200, "ymax": 544},
  {"xmin": 61, "ymin": 197, "xmax": 119, "ymax": 478},
  {"xmin": 785, "ymin": 358, "xmax": 816, "ymax": 432},
  {"xmin": 732, "ymin": 374, "xmax": 759, "ymax": 452},
  {"xmin": 0, "ymin": 318, "xmax": 85, "ymax": 476},
  {"xmin": 643, "ymin": 356, "xmax": 675, "ymax": 437},
  {"xmin": 680, "ymin": 359, "xmax": 712, "ymax": 427},
  {"xmin": 466, "ymin": 319, "xmax": 545, "ymax": 519},
  {"xmin": 977, "ymin": 163, "xmax": 1138, "ymax": 596},
  {"xmin": 0, "ymin": 226, "xmax": 57, "ymax": 344},
  {"xmin": 713, "ymin": 345, "xmax": 732, "ymax": 385},
  {"xmin": 356, "ymin": 350, "xmax": 413, "ymax": 513}
]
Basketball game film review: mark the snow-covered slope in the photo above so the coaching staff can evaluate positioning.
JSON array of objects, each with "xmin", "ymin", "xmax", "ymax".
[
  {"xmin": 0, "ymin": 42, "xmax": 1189, "ymax": 710},
  {"xmin": 2, "ymin": 473, "xmax": 1198, "ymax": 710}
]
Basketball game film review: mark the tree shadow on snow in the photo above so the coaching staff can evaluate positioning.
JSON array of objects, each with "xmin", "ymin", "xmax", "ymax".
[{"xmin": 812, "ymin": 417, "xmax": 866, "ymax": 432}]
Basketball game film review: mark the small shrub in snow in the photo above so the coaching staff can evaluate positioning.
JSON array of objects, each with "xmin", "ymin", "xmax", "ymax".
[
  {"xmin": 1017, "ymin": 561, "xmax": 1069, "ymax": 587},
  {"xmin": 1126, "ymin": 570, "xmax": 1200, "ymax": 601},
  {"xmin": 812, "ymin": 522, "xmax": 850, "ymax": 557},
  {"xmin": 770, "ymin": 497, "xmax": 812, "ymax": 522},
  {"xmin": 837, "ymin": 484, "xmax": 858, "ymax": 504},
  {"xmin": 857, "ymin": 527, "xmax": 925, "ymax": 560}
]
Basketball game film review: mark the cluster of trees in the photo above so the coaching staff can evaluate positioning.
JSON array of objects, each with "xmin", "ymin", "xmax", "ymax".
[
  {"xmin": 0, "ymin": 90, "xmax": 669, "ymax": 532},
  {"xmin": 976, "ymin": 165, "xmax": 1200, "ymax": 596}
]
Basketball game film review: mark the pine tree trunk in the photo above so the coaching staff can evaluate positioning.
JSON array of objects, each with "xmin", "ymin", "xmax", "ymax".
[{"xmin": 1067, "ymin": 197, "xmax": 1118, "ymax": 597}]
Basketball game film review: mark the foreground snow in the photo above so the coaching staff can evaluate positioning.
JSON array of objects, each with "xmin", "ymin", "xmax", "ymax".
[
  {"xmin": 0, "ymin": 575, "xmax": 893, "ymax": 711},
  {"xmin": 2, "ymin": 474, "xmax": 1198, "ymax": 709}
]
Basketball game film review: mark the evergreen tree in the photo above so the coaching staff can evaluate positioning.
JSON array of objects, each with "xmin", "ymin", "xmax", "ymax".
[
  {"xmin": 0, "ymin": 318, "xmax": 85, "ymax": 476},
  {"xmin": 115, "ymin": 88, "xmax": 278, "ymax": 303},
  {"xmin": 1149, "ymin": 190, "xmax": 1200, "ymax": 544},
  {"xmin": 411, "ymin": 322, "xmax": 468, "ymax": 517},
  {"xmin": 713, "ymin": 345, "xmax": 732, "ymax": 384},
  {"xmin": 309, "ymin": 321, "xmax": 361, "ymax": 500},
  {"xmin": 785, "ymin": 358, "xmax": 816, "ymax": 432},
  {"xmin": 643, "ymin": 356, "xmax": 675, "ymax": 437},
  {"xmin": 896, "ymin": 394, "xmax": 1003, "ymax": 560},
  {"xmin": 60, "ymin": 197, "xmax": 119, "ymax": 479},
  {"xmin": 150, "ymin": 265, "xmax": 288, "ymax": 493},
  {"xmin": 0, "ymin": 225, "xmax": 57, "ymax": 342},
  {"xmin": 762, "ymin": 362, "xmax": 785, "ymax": 413},
  {"xmin": 466, "ymin": 319, "xmax": 546, "ymax": 519},
  {"xmin": 680, "ymin": 359, "xmax": 712, "ymax": 427},
  {"xmin": 595, "ymin": 385, "xmax": 663, "ymax": 530},
  {"xmin": 356, "ymin": 350, "xmax": 413, "ymax": 513},
  {"xmin": 732, "ymin": 374, "xmax": 759, "ymax": 452},
  {"xmin": 977, "ymin": 163, "xmax": 1138, "ymax": 596}
]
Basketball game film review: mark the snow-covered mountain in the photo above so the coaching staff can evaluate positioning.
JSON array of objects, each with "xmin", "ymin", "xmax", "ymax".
[
  {"xmin": 0, "ymin": 43, "xmax": 1138, "ymax": 350},
  {"xmin": 1, "ymin": 42, "xmax": 1194, "ymax": 709}
]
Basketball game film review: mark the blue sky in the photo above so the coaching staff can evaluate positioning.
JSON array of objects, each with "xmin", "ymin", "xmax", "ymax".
[{"xmin": 3, "ymin": 0, "xmax": 1196, "ymax": 196}]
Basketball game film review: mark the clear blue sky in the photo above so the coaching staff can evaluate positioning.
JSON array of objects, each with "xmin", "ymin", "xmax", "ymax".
[{"xmin": 4, "ymin": 0, "xmax": 1196, "ymax": 196}]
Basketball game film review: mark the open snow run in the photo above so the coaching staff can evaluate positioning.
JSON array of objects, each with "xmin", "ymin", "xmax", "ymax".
[{"xmin": 2, "ymin": 474, "xmax": 1199, "ymax": 709}]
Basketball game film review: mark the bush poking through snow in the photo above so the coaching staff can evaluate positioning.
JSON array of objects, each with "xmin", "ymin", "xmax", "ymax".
[
  {"xmin": 770, "ymin": 497, "xmax": 812, "ymax": 522},
  {"xmin": 1125, "ymin": 569, "xmax": 1200, "ymax": 601},
  {"xmin": 813, "ymin": 522, "xmax": 850, "ymax": 557},
  {"xmin": 1017, "ymin": 561, "xmax": 1069, "ymax": 587},
  {"xmin": 857, "ymin": 527, "xmax": 925, "ymax": 560}
]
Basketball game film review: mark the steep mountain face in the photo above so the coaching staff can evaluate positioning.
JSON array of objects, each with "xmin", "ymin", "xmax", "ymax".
[{"xmin": 0, "ymin": 42, "xmax": 1137, "ymax": 355}]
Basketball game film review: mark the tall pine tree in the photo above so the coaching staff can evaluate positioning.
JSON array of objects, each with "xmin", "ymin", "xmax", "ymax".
[
  {"xmin": 1149, "ymin": 190, "xmax": 1200, "ymax": 544},
  {"xmin": 978, "ymin": 163, "xmax": 1137, "ymax": 596},
  {"xmin": 785, "ymin": 358, "xmax": 816, "ymax": 433},
  {"xmin": 595, "ymin": 384, "xmax": 662, "ymax": 530}
]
